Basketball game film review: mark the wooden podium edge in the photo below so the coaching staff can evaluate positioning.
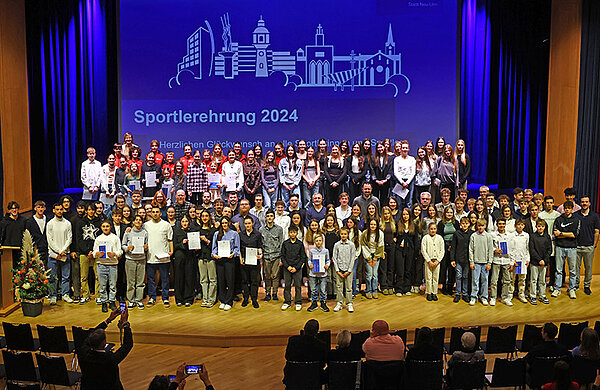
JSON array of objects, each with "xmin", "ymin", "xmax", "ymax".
[{"xmin": 0, "ymin": 302, "xmax": 20, "ymax": 317}]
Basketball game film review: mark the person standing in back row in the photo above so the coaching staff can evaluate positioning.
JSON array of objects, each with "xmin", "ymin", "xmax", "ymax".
[
  {"xmin": 551, "ymin": 201, "xmax": 580, "ymax": 299},
  {"xmin": 574, "ymin": 196, "xmax": 600, "ymax": 295}
]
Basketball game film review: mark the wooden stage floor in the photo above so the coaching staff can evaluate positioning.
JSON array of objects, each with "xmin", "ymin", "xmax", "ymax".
[{"xmin": 4, "ymin": 277, "xmax": 600, "ymax": 347}]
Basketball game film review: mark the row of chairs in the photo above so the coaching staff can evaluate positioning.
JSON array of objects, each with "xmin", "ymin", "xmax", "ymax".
[
  {"xmin": 1, "ymin": 350, "xmax": 81, "ymax": 389},
  {"xmin": 286, "ymin": 355, "xmax": 598, "ymax": 390}
]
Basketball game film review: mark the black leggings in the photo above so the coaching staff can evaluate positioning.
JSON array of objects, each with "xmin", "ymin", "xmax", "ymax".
[{"xmin": 216, "ymin": 257, "xmax": 236, "ymax": 305}]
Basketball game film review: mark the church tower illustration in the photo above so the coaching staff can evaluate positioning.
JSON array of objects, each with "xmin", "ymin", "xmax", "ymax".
[
  {"xmin": 385, "ymin": 24, "xmax": 395, "ymax": 55},
  {"xmin": 252, "ymin": 16, "xmax": 270, "ymax": 77}
]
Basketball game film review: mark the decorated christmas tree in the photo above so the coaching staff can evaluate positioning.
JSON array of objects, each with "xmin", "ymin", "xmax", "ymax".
[{"xmin": 11, "ymin": 230, "xmax": 50, "ymax": 301}]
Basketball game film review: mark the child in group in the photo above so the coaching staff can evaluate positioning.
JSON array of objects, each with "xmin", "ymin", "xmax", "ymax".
[
  {"xmin": 489, "ymin": 218, "xmax": 514, "ymax": 306},
  {"xmin": 510, "ymin": 219, "xmax": 530, "ymax": 303},
  {"xmin": 468, "ymin": 219, "xmax": 493, "ymax": 306},
  {"xmin": 280, "ymin": 226, "xmax": 307, "ymax": 311},
  {"xmin": 207, "ymin": 161, "xmax": 222, "ymax": 202},
  {"xmin": 360, "ymin": 219, "xmax": 385, "ymax": 299},
  {"xmin": 307, "ymin": 234, "xmax": 331, "ymax": 312},
  {"xmin": 93, "ymin": 220, "xmax": 123, "ymax": 312},
  {"xmin": 529, "ymin": 219, "xmax": 552, "ymax": 305},
  {"xmin": 332, "ymin": 227, "xmax": 357, "ymax": 312},
  {"xmin": 421, "ymin": 222, "xmax": 445, "ymax": 301},
  {"xmin": 121, "ymin": 214, "xmax": 148, "ymax": 309},
  {"xmin": 450, "ymin": 217, "xmax": 473, "ymax": 303}
]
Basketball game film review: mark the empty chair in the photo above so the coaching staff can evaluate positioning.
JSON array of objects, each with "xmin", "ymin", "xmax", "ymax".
[
  {"xmin": 448, "ymin": 326, "xmax": 481, "ymax": 354},
  {"xmin": 327, "ymin": 360, "xmax": 359, "ymax": 390},
  {"xmin": 570, "ymin": 355, "xmax": 599, "ymax": 387},
  {"xmin": 405, "ymin": 360, "xmax": 443, "ymax": 390},
  {"xmin": 2, "ymin": 350, "xmax": 40, "ymax": 383},
  {"xmin": 486, "ymin": 357, "xmax": 526, "ymax": 388},
  {"xmin": 316, "ymin": 330, "xmax": 331, "ymax": 351},
  {"xmin": 391, "ymin": 329, "xmax": 407, "ymax": 346},
  {"xmin": 413, "ymin": 327, "xmax": 445, "ymax": 351},
  {"xmin": 528, "ymin": 356, "xmax": 569, "ymax": 389},
  {"xmin": 518, "ymin": 324, "xmax": 543, "ymax": 352},
  {"xmin": 446, "ymin": 359, "xmax": 487, "ymax": 389},
  {"xmin": 71, "ymin": 326, "xmax": 94, "ymax": 356},
  {"xmin": 349, "ymin": 330, "xmax": 370, "ymax": 358},
  {"xmin": 282, "ymin": 361, "xmax": 322, "ymax": 390},
  {"xmin": 36, "ymin": 354, "xmax": 82, "ymax": 388},
  {"xmin": 558, "ymin": 321, "xmax": 588, "ymax": 350},
  {"xmin": 361, "ymin": 360, "xmax": 405, "ymax": 390},
  {"xmin": 2, "ymin": 322, "xmax": 39, "ymax": 351},
  {"xmin": 37, "ymin": 325, "xmax": 75, "ymax": 354},
  {"xmin": 483, "ymin": 325, "xmax": 518, "ymax": 355}
]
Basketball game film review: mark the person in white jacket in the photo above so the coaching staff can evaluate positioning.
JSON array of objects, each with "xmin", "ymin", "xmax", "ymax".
[
  {"xmin": 93, "ymin": 220, "xmax": 123, "ymax": 312},
  {"xmin": 81, "ymin": 147, "xmax": 102, "ymax": 198},
  {"xmin": 46, "ymin": 203, "xmax": 73, "ymax": 305},
  {"xmin": 509, "ymin": 219, "xmax": 529, "ymax": 303},
  {"xmin": 392, "ymin": 141, "xmax": 416, "ymax": 210},
  {"xmin": 100, "ymin": 154, "xmax": 118, "ymax": 207},
  {"xmin": 221, "ymin": 150, "xmax": 244, "ymax": 198},
  {"xmin": 421, "ymin": 222, "xmax": 445, "ymax": 301}
]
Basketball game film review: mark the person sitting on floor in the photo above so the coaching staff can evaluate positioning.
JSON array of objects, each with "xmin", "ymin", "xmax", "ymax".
[{"xmin": 362, "ymin": 320, "xmax": 405, "ymax": 361}]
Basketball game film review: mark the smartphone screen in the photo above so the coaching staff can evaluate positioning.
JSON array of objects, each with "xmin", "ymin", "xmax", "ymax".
[
  {"xmin": 168, "ymin": 375, "xmax": 176, "ymax": 382},
  {"xmin": 184, "ymin": 364, "xmax": 203, "ymax": 374},
  {"xmin": 119, "ymin": 302, "xmax": 126, "ymax": 313}
]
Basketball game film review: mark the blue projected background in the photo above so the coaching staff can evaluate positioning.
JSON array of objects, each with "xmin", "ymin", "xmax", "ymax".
[{"xmin": 119, "ymin": 0, "xmax": 458, "ymax": 153}]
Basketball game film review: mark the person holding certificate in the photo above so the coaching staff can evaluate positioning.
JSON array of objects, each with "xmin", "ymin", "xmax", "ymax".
[
  {"xmin": 212, "ymin": 216, "xmax": 240, "ymax": 311},
  {"xmin": 93, "ymin": 221, "xmax": 123, "ymax": 313},
  {"xmin": 307, "ymin": 234, "xmax": 331, "ymax": 312},
  {"xmin": 198, "ymin": 210, "xmax": 217, "ymax": 307},
  {"xmin": 121, "ymin": 215, "xmax": 148, "ymax": 309},
  {"xmin": 140, "ymin": 152, "xmax": 162, "ymax": 200},
  {"xmin": 172, "ymin": 215, "xmax": 200, "ymax": 307},
  {"xmin": 239, "ymin": 216, "xmax": 263, "ymax": 308}
]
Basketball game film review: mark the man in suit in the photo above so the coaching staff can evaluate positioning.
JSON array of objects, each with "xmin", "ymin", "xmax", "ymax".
[
  {"xmin": 25, "ymin": 200, "xmax": 48, "ymax": 264},
  {"xmin": 79, "ymin": 308, "xmax": 133, "ymax": 390},
  {"xmin": 284, "ymin": 319, "xmax": 328, "ymax": 385}
]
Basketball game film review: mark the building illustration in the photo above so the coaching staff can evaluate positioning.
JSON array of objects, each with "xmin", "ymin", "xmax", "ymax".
[{"xmin": 170, "ymin": 14, "xmax": 411, "ymax": 96}]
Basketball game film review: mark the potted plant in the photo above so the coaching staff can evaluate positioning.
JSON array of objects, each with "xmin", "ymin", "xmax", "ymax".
[{"xmin": 11, "ymin": 230, "xmax": 50, "ymax": 317}]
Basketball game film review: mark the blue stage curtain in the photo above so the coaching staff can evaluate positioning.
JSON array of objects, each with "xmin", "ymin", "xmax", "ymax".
[
  {"xmin": 574, "ymin": 0, "xmax": 600, "ymax": 212},
  {"xmin": 26, "ymin": 0, "xmax": 118, "ymax": 194},
  {"xmin": 461, "ymin": 0, "xmax": 550, "ymax": 189}
]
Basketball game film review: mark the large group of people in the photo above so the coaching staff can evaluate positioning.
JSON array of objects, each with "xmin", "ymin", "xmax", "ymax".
[{"xmin": 0, "ymin": 133, "xmax": 598, "ymax": 314}]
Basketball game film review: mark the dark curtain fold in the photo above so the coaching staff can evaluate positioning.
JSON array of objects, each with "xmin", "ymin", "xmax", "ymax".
[
  {"xmin": 461, "ymin": 0, "xmax": 550, "ymax": 188},
  {"xmin": 574, "ymin": 0, "xmax": 600, "ymax": 212},
  {"xmin": 26, "ymin": 0, "xmax": 118, "ymax": 194}
]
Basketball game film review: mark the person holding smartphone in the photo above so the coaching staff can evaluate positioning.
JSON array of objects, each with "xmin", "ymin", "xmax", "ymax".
[{"xmin": 148, "ymin": 362, "xmax": 215, "ymax": 390}]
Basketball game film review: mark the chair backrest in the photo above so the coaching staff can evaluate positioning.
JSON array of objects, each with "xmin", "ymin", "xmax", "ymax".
[
  {"xmin": 316, "ymin": 330, "xmax": 331, "ymax": 351},
  {"xmin": 7, "ymin": 384, "xmax": 41, "ymax": 390},
  {"xmin": 489, "ymin": 357, "xmax": 526, "ymax": 387},
  {"xmin": 349, "ymin": 330, "xmax": 370, "ymax": 358},
  {"xmin": 570, "ymin": 355, "xmax": 599, "ymax": 386},
  {"xmin": 2, "ymin": 322, "xmax": 36, "ymax": 351},
  {"xmin": 2, "ymin": 350, "xmax": 38, "ymax": 382},
  {"xmin": 72, "ymin": 326, "xmax": 94, "ymax": 356},
  {"xmin": 485, "ymin": 325, "xmax": 518, "ymax": 354},
  {"xmin": 327, "ymin": 361, "xmax": 359, "ymax": 390},
  {"xmin": 594, "ymin": 321, "xmax": 600, "ymax": 337},
  {"xmin": 447, "ymin": 359, "xmax": 487, "ymax": 389},
  {"xmin": 529, "ymin": 356, "xmax": 569, "ymax": 388},
  {"xmin": 391, "ymin": 329, "xmax": 407, "ymax": 346},
  {"xmin": 406, "ymin": 360, "xmax": 443, "ymax": 390},
  {"xmin": 36, "ymin": 325, "xmax": 71, "ymax": 354},
  {"xmin": 415, "ymin": 327, "xmax": 446, "ymax": 352},
  {"xmin": 449, "ymin": 326, "xmax": 481, "ymax": 354},
  {"xmin": 36, "ymin": 354, "xmax": 71, "ymax": 386},
  {"xmin": 520, "ymin": 324, "xmax": 543, "ymax": 352},
  {"xmin": 362, "ymin": 360, "xmax": 405, "ymax": 390},
  {"xmin": 558, "ymin": 321, "xmax": 588, "ymax": 350},
  {"xmin": 283, "ymin": 361, "xmax": 322, "ymax": 390}
]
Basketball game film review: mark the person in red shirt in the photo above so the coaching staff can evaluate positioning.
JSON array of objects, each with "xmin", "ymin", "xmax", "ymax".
[
  {"xmin": 274, "ymin": 142, "xmax": 285, "ymax": 165},
  {"xmin": 162, "ymin": 151, "xmax": 175, "ymax": 178},
  {"xmin": 233, "ymin": 142, "xmax": 246, "ymax": 164},
  {"xmin": 202, "ymin": 149, "xmax": 212, "ymax": 168},
  {"xmin": 150, "ymin": 139, "xmax": 164, "ymax": 166},
  {"xmin": 128, "ymin": 146, "xmax": 143, "ymax": 173},
  {"xmin": 179, "ymin": 144, "xmax": 194, "ymax": 173},
  {"xmin": 362, "ymin": 320, "xmax": 405, "ymax": 361},
  {"xmin": 113, "ymin": 143, "xmax": 123, "ymax": 167}
]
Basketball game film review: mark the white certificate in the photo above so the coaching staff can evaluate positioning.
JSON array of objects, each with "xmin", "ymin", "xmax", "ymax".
[
  {"xmin": 82, "ymin": 188, "xmax": 94, "ymax": 200},
  {"xmin": 131, "ymin": 236, "xmax": 145, "ymax": 255},
  {"xmin": 312, "ymin": 254, "xmax": 325, "ymax": 273},
  {"xmin": 187, "ymin": 232, "xmax": 201, "ymax": 250},
  {"xmin": 218, "ymin": 240, "xmax": 231, "ymax": 258},
  {"xmin": 245, "ymin": 247, "xmax": 258, "ymax": 266},
  {"xmin": 392, "ymin": 183, "xmax": 409, "ymax": 199},
  {"xmin": 99, "ymin": 193, "xmax": 115, "ymax": 205},
  {"xmin": 145, "ymin": 171, "xmax": 157, "ymax": 187},
  {"xmin": 208, "ymin": 173, "xmax": 221, "ymax": 186},
  {"xmin": 128, "ymin": 180, "xmax": 141, "ymax": 191},
  {"xmin": 224, "ymin": 175, "xmax": 237, "ymax": 191}
]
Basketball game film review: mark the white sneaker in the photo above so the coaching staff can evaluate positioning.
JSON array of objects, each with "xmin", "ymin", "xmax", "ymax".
[
  {"xmin": 489, "ymin": 298, "xmax": 496, "ymax": 306},
  {"xmin": 396, "ymin": 292, "xmax": 403, "ymax": 297},
  {"xmin": 569, "ymin": 290, "xmax": 577, "ymax": 299},
  {"xmin": 503, "ymin": 298, "xmax": 514, "ymax": 306},
  {"xmin": 295, "ymin": 304, "xmax": 302, "ymax": 311},
  {"xmin": 96, "ymin": 297, "xmax": 102, "ymax": 305},
  {"xmin": 481, "ymin": 298, "xmax": 488, "ymax": 306},
  {"xmin": 551, "ymin": 289, "xmax": 560, "ymax": 297},
  {"xmin": 347, "ymin": 303, "xmax": 354, "ymax": 312},
  {"xmin": 49, "ymin": 297, "xmax": 57, "ymax": 305},
  {"xmin": 333, "ymin": 303, "xmax": 343, "ymax": 312},
  {"xmin": 223, "ymin": 304, "xmax": 232, "ymax": 311},
  {"xmin": 519, "ymin": 295, "xmax": 528, "ymax": 303},
  {"xmin": 62, "ymin": 295, "xmax": 74, "ymax": 303},
  {"xmin": 469, "ymin": 298, "xmax": 476, "ymax": 306},
  {"xmin": 219, "ymin": 303, "xmax": 225, "ymax": 310},
  {"xmin": 281, "ymin": 303, "xmax": 290, "ymax": 311},
  {"xmin": 405, "ymin": 291, "xmax": 411, "ymax": 296}
]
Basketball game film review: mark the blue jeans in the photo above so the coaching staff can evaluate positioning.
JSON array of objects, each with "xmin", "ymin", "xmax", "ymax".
[
  {"xmin": 309, "ymin": 276, "xmax": 327, "ymax": 302},
  {"xmin": 555, "ymin": 247, "xmax": 577, "ymax": 291},
  {"xmin": 147, "ymin": 263, "xmax": 170, "ymax": 301},
  {"xmin": 262, "ymin": 184, "xmax": 279, "ymax": 209},
  {"xmin": 455, "ymin": 263, "xmax": 469, "ymax": 297},
  {"xmin": 365, "ymin": 260, "xmax": 380, "ymax": 293},
  {"xmin": 301, "ymin": 181, "xmax": 320, "ymax": 208},
  {"xmin": 394, "ymin": 181, "xmax": 414, "ymax": 210},
  {"xmin": 97, "ymin": 263, "xmax": 117, "ymax": 303},
  {"xmin": 47, "ymin": 258, "xmax": 71, "ymax": 298},
  {"xmin": 470, "ymin": 263, "xmax": 489, "ymax": 300},
  {"xmin": 280, "ymin": 184, "xmax": 300, "ymax": 208}
]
